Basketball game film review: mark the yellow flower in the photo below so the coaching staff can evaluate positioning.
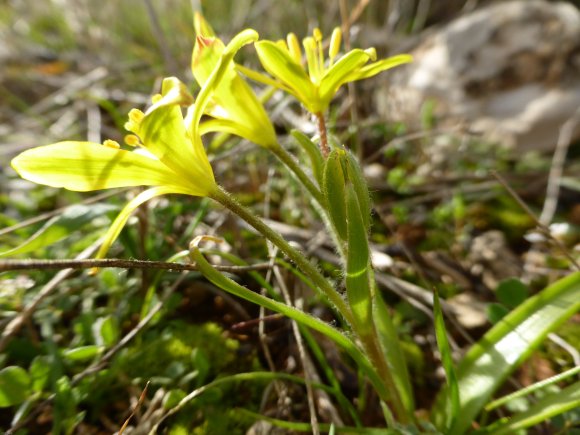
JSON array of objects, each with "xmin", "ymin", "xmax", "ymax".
[
  {"xmin": 11, "ymin": 29, "xmax": 259, "ymax": 259},
  {"xmin": 192, "ymin": 13, "xmax": 277, "ymax": 149},
  {"xmin": 252, "ymin": 28, "xmax": 413, "ymax": 114}
]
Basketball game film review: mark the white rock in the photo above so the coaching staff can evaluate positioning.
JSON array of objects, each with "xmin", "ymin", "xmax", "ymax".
[{"xmin": 379, "ymin": 1, "xmax": 580, "ymax": 152}]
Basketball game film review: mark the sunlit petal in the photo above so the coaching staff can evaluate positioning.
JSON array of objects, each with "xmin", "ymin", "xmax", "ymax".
[
  {"xmin": 319, "ymin": 49, "xmax": 371, "ymax": 106},
  {"xmin": 139, "ymin": 105, "xmax": 216, "ymax": 195},
  {"xmin": 95, "ymin": 186, "xmax": 191, "ymax": 259},
  {"xmin": 192, "ymin": 35, "xmax": 277, "ymax": 148},
  {"xmin": 254, "ymin": 40, "xmax": 318, "ymax": 109},
  {"xmin": 344, "ymin": 54, "xmax": 413, "ymax": 82},
  {"xmin": 11, "ymin": 142, "xmax": 182, "ymax": 192}
]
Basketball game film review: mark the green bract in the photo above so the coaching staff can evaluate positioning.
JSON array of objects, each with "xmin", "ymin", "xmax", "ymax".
[{"xmin": 253, "ymin": 28, "xmax": 412, "ymax": 114}]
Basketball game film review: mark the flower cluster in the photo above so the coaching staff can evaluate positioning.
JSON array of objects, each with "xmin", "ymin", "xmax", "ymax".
[{"xmin": 10, "ymin": 17, "xmax": 411, "ymax": 258}]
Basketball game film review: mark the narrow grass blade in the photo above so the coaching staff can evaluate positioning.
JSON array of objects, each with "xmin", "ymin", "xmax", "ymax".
[
  {"xmin": 486, "ymin": 365, "xmax": 580, "ymax": 412},
  {"xmin": 433, "ymin": 289, "xmax": 459, "ymax": 431},
  {"xmin": 487, "ymin": 381, "xmax": 580, "ymax": 434},
  {"xmin": 200, "ymin": 249, "xmax": 362, "ymax": 425},
  {"xmin": 432, "ymin": 272, "xmax": 580, "ymax": 433},
  {"xmin": 189, "ymin": 238, "xmax": 389, "ymax": 400},
  {"xmin": 373, "ymin": 287, "xmax": 415, "ymax": 417}
]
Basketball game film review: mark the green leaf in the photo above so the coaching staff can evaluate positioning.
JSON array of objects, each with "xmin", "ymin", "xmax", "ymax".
[
  {"xmin": 0, "ymin": 366, "xmax": 31, "ymax": 407},
  {"xmin": 345, "ymin": 184, "xmax": 372, "ymax": 336},
  {"xmin": 322, "ymin": 150, "xmax": 348, "ymax": 241},
  {"xmin": 191, "ymin": 348, "xmax": 210, "ymax": 385},
  {"xmin": 188, "ymin": 239, "xmax": 389, "ymax": 401},
  {"xmin": 63, "ymin": 345, "xmax": 102, "ymax": 362},
  {"xmin": 486, "ymin": 365, "xmax": 580, "ymax": 412},
  {"xmin": 487, "ymin": 303, "xmax": 510, "ymax": 324},
  {"xmin": 433, "ymin": 290, "xmax": 459, "ymax": 431},
  {"xmin": 11, "ymin": 142, "xmax": 183, "ymax": 192},
  {"xmin": 496, "ymin": 278, "xmax": 529, "ymax": 308},
  {"xmin": 432, "ymin": 272, "xmax": 580, "ymax": 434},
  {"xmin": 489, "ymin": 382, "xmax": 580, "ymax": 434},
  {"xmin": 29, "ymin": 356, "xmax": 52, "ymax": 393},
  {"xmin": 373, "ymin": 290, "xmax": 415, "ymax": 417},
  {"xmin": 290, "ymin": 130, "xmax": 324, "ymax": 186},
  {"xmin": 345, "ymin": 151, "xmax": 371, "ymax": 231},
  {"xmin": 163, "ymin": 388, "xmax": 187, "ymax": 410},
  {"xmin": 92, "ymin": 316, "xmax": 120, "ymax": 347},
  {"xmin": 0, "ymin": 203, "xmax": 117, "ymax": 257}
]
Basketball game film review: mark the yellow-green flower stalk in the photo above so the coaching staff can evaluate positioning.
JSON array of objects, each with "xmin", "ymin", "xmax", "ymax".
[
  {"xmin": 251, "ymin": 28, "xmax": 412, "ymax": 156},
  {"xmin": 11, "ymin": 30, "xmax": 259, "ymax": 260}
]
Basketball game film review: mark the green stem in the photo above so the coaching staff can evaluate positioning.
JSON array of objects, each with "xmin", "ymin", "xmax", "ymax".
[
  {"xmin": 210, "ymin": 186, "xmax": 353, "ymax": 326},
  {"xmin": 210, "ymin": 186, "xmax": 408, "ymax": 420},
  {"xmin": 315, "ymin": 111, "xmax": 330, "ymax": 158},
  {"xmin": 270, "ymin": 142, "xmax": 347, "ymax": 263},
  {"xmin": 270, "ymin": 142, "xmax": 324, "ymax": 206},
  {"xmin": 361, "ymin": 331, "xmax": 410, "ymax": 424}
]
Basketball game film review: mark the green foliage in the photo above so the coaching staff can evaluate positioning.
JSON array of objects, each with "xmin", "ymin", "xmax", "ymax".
[
  {"xmin": 0, "ymin": 366, "xmax": 31, "ymax": 407},
  {"xmin": 487, "ymin": 278, "xmax": 530, "ymax": 324},
  {"xmin": 116, "ymin": 322, "xmax": 240, "ymax": 386}
]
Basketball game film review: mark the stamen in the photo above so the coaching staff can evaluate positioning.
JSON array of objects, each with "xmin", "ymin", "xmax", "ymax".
[
  {"xmin": 313, "ymin": 28, "xmax": 323, "ymax": 42},
  {"xmin": 125, "ymin": 109, "xmax": 145, "ymax": 134},
  {"xmin": 303, "ymin": 36, "xmax": 319, "ymax": 83},
  {"xmin": 313, "ymin": 28, "xmax": 324, "ymax": 74},
  {"xmin": 329, "ymin": 27, "xmax": 342, "ymax": 66},
  {"xmin": 124, "ymin": 134, "xmax": 141, "ymax": 147},
  {"xmin": 103, "ymin": 139, "xmax": 120, "ymax": 149},
  {"xmin": 287, "ymin": 33, "xmax": 302, "ymax": 64},
  {"xmin": 128, "ymin": 109, "xmax": 145, "ymax": 124}
]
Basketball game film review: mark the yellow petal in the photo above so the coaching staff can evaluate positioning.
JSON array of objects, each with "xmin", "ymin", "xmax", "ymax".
[
  {"xmin": 319, "ymin": 49, "xmax": 372, "ymax": 108},
  {"xmin": 344, "ymin": 54, "xmax": 413, "ymax": 82},
  {"xmin": 140, "ymin": 104, "xmax": 216, "ymax": 195},
  {"xmin": 11, "ymin": 142, "xmax": 184, "ymax": 192},
  {"xmin": 254, "ymin": 40, "xmax": 319, "ymax": 111},
  {"xmin": 192, "ymin": 34, "xmax": 277, "ymax": 148},
  {"xmin": 95, "ymin": 186, "xmax": 192, "ymax": 259}
]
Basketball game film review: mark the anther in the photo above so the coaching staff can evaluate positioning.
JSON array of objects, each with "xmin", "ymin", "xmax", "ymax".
[
  {"xmin": 124, "ymin": 134, "xmax": 140, "ymax": 147},
  {"xmin": 287, "ymin": 33, "xmax": 302, "ymax": 64},
  {"xmin": 103, "ymin": 139, "xmax": 121, "ymax": 149}
]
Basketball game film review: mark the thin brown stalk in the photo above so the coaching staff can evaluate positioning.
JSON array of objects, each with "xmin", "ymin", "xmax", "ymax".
[
  {"xmin": 315, "ymin": 112, "xmax": 330, "ymax": 158},
  {"xmin": 491, "ymin": 170, "xmax": 580, "ymax": 271},
  {"xmin": 0, "ymin": 258, "xmax": 272, "ymax": 273}
]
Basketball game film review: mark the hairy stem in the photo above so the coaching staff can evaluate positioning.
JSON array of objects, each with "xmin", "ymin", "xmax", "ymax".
[
  {"xmin": 315, "ymin": 111, "xmax": 330, "ymax": 158},
  {"xmin": 271, "ymin": 142, "xmax": 324, "ymax": 206},
  {"xmin": 210, "ymin": 186, "xmax": 353, "ymax": 325}
]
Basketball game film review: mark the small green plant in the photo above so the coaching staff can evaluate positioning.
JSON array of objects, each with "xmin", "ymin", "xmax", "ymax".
[{"xmin": 5, "ymin": 13, "xmax": 580, "ymax": 434}]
